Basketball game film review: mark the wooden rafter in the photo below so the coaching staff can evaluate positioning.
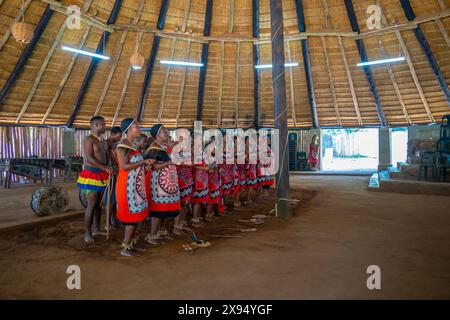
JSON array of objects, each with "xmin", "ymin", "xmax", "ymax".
[
  {"xmin": 158, "ymin": 38, "xmax": 177, "ymax": 123},
  {"xmin": 228, "ymin": 0, "xmax": 235, "ymax": 33},
  {"xmin": 181, "ymin": 0, "xmax": 191, "ymax": 32},
  {"xmin": 217, "ymin": 41, "xmax": 225, "ymax": 127},
  {"xmin": 357, "ymin": 9, "xmax": 450, "ymax": 40},
  {"xmin": 378, "ymin": 36, "xmax": 411, "ymax": 124},
  {"xmin": 376, "ymin": 1, "xmax": 410, "ymax": 124},
  {"xmin": 321, "ymin": 0, "xmax": 331, "ymax": 29},
  {"xmin": 321, "ymin": 36, "xmax": 341, "ymax": 126},
  {"xmin": 435, "ymin": 19, "xmax": 450, "ymax": 48},
  {"xmin": 39, "ymin": 0, "xmax": 113, "ymax": 33},
  {"xmin": 395, "ymin": 30, "xmax": 435, "ymax": 122},
  {"xmin": 338, "ymin": 36, "xmax": 363, "ymax": 126},
  {"xmin": 234, "ymin": 42, "xmax": 240, "ymax": 128},
  {"xmin": 0, "ymin": 0, "xmax": 32, "ymax": 51},
  {"xmin": 176, "ymin": 41, "xmax": 192, "ymax": 127},
  {"xmin": 94, "ymin": 0, "xmax": 145, "ymax": 117},
  {"xmin": 286, "ymin": 41, "xmax": 298, "ymax": 127},
  {"xmin": 41, "ymin": 25, "xmax": 92, "ymax": 124},
  {"xmin": 16, "ymin": 17, "xmax": 69, "ymax": 123},
  {"xmin": 112, "ymin": 31, "xmax": 144, "ymax": 127}
]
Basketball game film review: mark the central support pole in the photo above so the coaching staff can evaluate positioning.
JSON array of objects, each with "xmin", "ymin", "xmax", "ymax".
[{"xmin": 270, "ymin": 0, "xmax": 291, "ymax": 219}]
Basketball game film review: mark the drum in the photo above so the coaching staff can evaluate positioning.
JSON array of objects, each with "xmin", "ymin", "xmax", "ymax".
[{"xmin": 30, "ymin": 185, "xmax": 69, "ymax": 217}]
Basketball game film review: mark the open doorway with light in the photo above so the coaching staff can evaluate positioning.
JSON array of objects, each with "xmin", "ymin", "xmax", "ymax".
[{"xmin": 321, "ymin": 128, "xmax": 379, "ymax": 171}]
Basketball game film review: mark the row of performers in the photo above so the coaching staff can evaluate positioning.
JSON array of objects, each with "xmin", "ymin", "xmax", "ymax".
[{"xmin": 77, "ymin": 117, "xmax": 274, "ymax": 257}]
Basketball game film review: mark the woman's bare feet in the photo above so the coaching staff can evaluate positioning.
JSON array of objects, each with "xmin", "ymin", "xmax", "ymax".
[
  {"xmin": 145, "ymin": 233, "xmax": 162, "ymax": 245},
  {"xmin": 121, "ymin": 242, "xmax": 139, "ymax": 257},
  {"xmin": 84, "ymin": 232, "xmax": 94, "ymax": 244}
]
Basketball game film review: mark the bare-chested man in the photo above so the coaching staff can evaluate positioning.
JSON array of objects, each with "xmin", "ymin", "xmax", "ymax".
[{"xmin": 77, "ymin": 116, "xmax": 113, "ymax": 243}]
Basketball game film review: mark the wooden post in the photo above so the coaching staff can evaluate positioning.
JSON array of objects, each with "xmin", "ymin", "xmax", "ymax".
[
  {"xmin": 66, "ymin": 0, "xmax": 123, "ymax": 127},
  {"xmin": 270, "ymin": 0, "xmax": 291, "ymax": 219},
  {"xmin": 0, "ymin": 5, "xmax": 53, "ymax": 109},
  {"xmin": 252, "ymin": 0, "xmax": 260, "ymax": 129}
]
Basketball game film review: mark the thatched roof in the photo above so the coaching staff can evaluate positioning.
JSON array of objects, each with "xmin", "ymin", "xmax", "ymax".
[{"xmin": 0, "ymin": 0, "xmax": 449, "ymax": 128}]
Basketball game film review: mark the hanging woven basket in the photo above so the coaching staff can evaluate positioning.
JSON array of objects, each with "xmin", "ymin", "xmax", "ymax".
[
  {"xmin": 12, "ymin": 22, "xmax": 34, "ymax": 44},
  {"xmin": 130, "ymin": 52, "xmax": 144, "ymax": 70}
]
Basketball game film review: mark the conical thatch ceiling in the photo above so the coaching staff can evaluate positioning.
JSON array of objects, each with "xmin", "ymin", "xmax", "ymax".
[{"xmin": 0, "ymin": 0, "xmax": 449, "ymax": 129}]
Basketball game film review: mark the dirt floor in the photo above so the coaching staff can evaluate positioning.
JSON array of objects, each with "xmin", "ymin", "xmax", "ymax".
[{"xmin": 0, "ymin": 175, "xmax": 449, "ymax": 299}]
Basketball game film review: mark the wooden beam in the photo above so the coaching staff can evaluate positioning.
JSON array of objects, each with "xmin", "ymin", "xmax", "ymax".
[
  {"xmin": 217, "ymin": 42, "xmax": 225, "ymax": 127},
  {"xmin": 320, "ymin": 36, "xmax": 341, "ymax": 126},
  {"xmin": 321, "ymin": 0, "xmax": 331, "ymax": 29},
  {"xmin": 136, "ymin": 0, "xmax": 169, "ymax": 122},
  {"xmin": 400, "ymin": 0, "xmax": 449, "ymax": 106},
  {"xmin": 234, "ymin": 42, "xmax": 240, "ymax": 128},
  {"xmin": 0, "ymin": 0, "xmax": 32, "ymax": 51},
  {"xmin": 286, "ymin": 41, "xmax": 298, "ymax": 127},
  {"xmin": 112, "ymin": 31, "xmax": 144, "ymax": 127},
  {"xmin": 94, "ymin": 0, "xmax": 145, "ymax": 117},
  {"xmin": 0, "ymin": 5, "xmax": 53, "ymax": 109},
  {"xmin": 357, "ymin": 9, "xmax": 450, "ymax": 40},
  {"xmin": 396, "ymin": 30, "xmax": 435, "ymax": 122},
  {"xmin": 269, "ymin": 0, "xmax": 291, "ymax": 218},
  {"xmin": 195, "ymin": 0, "xmax": 213, "ymax": 122},
  {"xmin": 176, "ymin": 41, "xmax": 192, "ymax": 127},
  {"xmin": 157, "ymin": 38, "xmax": 177, "ymax": 123},
  {"xmin": 435, "ymin": 19, "xmax": 450, "ymax": 48},
  {"xmin": 113, "ymin": 23, "xmax": 356, "ymax": 44},
  {"xmin": 181, "ymin": 0, "xmax": 191, "ymax": 32},
  {"xmin": 41, "ymin": 25, "xmax": 92, "ymax": 124},
  {"xmin": 39, "ymin": 0, "xmax": 114, "ymax": 33},
  {"xmin": 228, "ymin": 0, "xmax": 235, "ymax": 33},
  {"xmin": 338, "ymin": 36, "xmax": 363, "ymax": 126},
  {"xmin": 66, "ymin": 0, "xmax": 124, "ymax": 127}
]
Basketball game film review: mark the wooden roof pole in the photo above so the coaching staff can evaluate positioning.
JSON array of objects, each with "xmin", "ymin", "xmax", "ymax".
[
  {"xmin": 217, "ymin": 42, "xmax": 225, "ymax": 127},
  {"xmin": 344, "ymin": 0, "xmax": 387, "ymax": 127},
  {"xmin": 181, "ymin": 0, "xmax": 191, "ymax": 32},
  {"xmin": 136, "ymin": 0, "xmax": 170, "ymax": 122},
  {"xmin": 294, "ymin": 0, "xmax": 319, "ymax": 128},
  {"xmin": 338, "ymin": 36, "xmax": 363, "ymax": 126},
  {"xmin": 395, "ymin": 30, "xmax": 435, "ymax": 122},
  {"xmin": 228, "ymin": 0, "xmax": 234, "ymax": 34},
  {"xmin": 176, "ymin": 41, "xmax": 192, "ymax": 127},
  {"xmin": 66, "ymin": 0, "xmax": 124, "ymax": 127},
  {"xmin": 400, "ymin": 0, "xmax": 449, "ymax": 107},
  {"xmin": 94, "ymin": 0, "xmax": 145, "ymax": 119},
  {"xmin": 157, "ymin": 38, "xmax": 177, "ymax": 123},
  {"xmin": 41, "ymin": 24, "xmax": 92, "ymax": 124},
  {"xmin": 320, "ymin": 36, "xmax": 341, "ymax": 126},
  {"xmin": 270, "ymin": 0, "xmax": 291, "ymax": 218},
  {"xmin": 112, "ymin": 31, "xmax": 144, "ymax": 127},
  {"xmin": 286, "ymin": 41, "xmax": 298, "ymax": 127},
  {"xmin": 252, "ymin": 0, "xmax": 260, "ymax": 129},
  {"xmin": 16, "ymin": 0, "xmax": 95, "ymax": 123},
  {"xmin": 195, "ymin": 0, "xmax": 213, "ymax": 122},
  {"xmin": 234, "ymin": 42, "xmax": 240, "ymax": 128},
  {"xmin": 0, "ymin": 5, "xmax": 53, "ymax": 109},
  {"xmin": 0, "ymin": 0, "xmax": 32, "ymax": 51}
]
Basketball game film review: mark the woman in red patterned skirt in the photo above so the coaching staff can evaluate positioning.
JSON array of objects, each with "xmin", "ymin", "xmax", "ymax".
[
  {"xmin": 116, "ymin": 118, "xmax": 154, "ymax": 257},
  {"xmin": 144, "ymin": 124, "xmax": 181, "ymax": 245},
  {"xmin": 191, "ymin": 159, "xmax": 209, "ymax": 228},
  {"xmin": 174, "ymin": 135, "xmax": 194, "ymax": 235}
]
